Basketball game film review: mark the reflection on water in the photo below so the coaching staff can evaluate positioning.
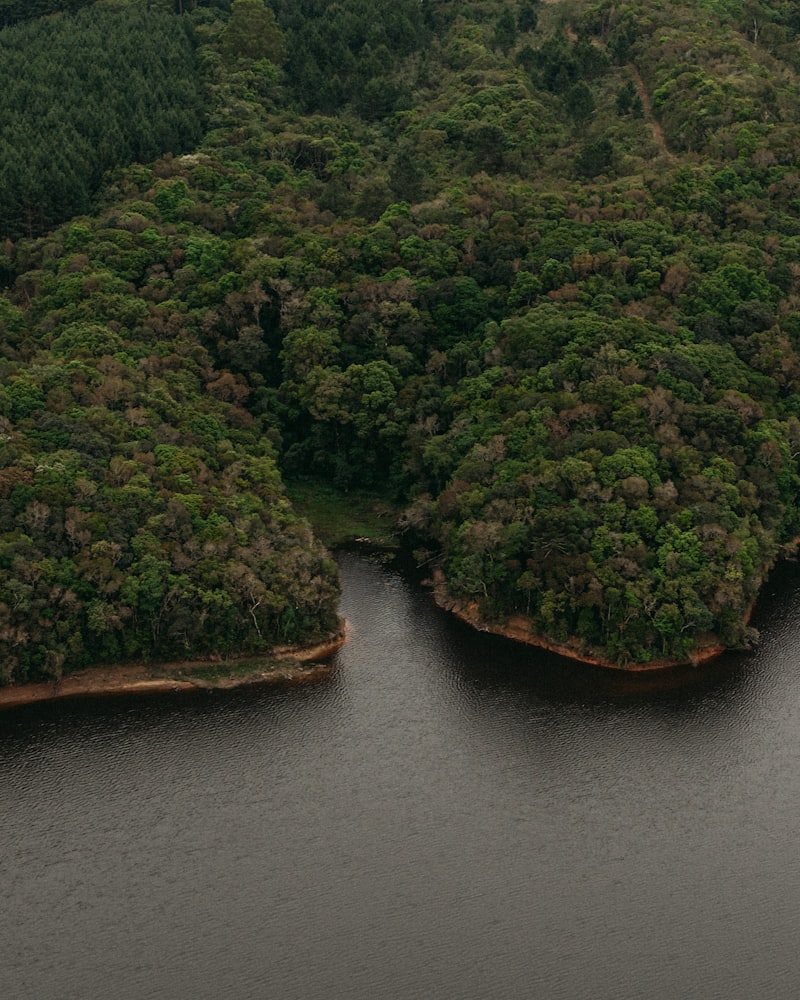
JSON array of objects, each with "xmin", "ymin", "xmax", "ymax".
[{"xmin": 2, "ymin": 551, "xmax": 800, "ymax": 1000}]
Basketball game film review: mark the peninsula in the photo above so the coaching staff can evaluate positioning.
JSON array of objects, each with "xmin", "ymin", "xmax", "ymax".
[{"xmin": 0, "ymin": 628, "xmax": 347, "ymax": 710}]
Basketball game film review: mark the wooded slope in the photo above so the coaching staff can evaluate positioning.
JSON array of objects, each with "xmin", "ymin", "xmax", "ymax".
[{"xmin": 2, "ymin": 0, "xmax": 800, "ymax": 676}]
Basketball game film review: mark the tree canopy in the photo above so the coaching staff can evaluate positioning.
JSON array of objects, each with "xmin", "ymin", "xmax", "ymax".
[{"xmin": 4, "ymin": 0, "xmax": 800, "ymax": 678}]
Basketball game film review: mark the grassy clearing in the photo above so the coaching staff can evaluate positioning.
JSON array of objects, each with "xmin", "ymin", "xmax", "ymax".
[
  {"xmin": 286, "ymin": 480, "xmax": 401, "ymax": 548},
  {"xmin": 151, "ymin": 654, "xmax": 332, "ymax": 685},
  {"xmin": 166, "ymin": 657, "xmax": 280, "ymax": 682}
]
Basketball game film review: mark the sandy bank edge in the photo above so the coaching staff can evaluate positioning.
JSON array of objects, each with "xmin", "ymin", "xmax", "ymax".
[{"xmin": 0, "ymin": 625, "xmax": 348, "ymax": 711}]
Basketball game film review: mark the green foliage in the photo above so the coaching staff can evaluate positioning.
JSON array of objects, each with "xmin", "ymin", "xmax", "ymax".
[
  {"xmin": 0, "ymin": 2, "xmax": 206, "ymax": 238},
  {"xmin": 575, "ymin": 137, "xmax": 613, "ymax": 177},
  {"xmin": 0, "ymin": 0, "xmax": 95, "ymax": 28},
  {"xmin": 518, "ymin": 1, "xmax": 539, "ymax": 35},
  {"xmin": 276, "ymin": 0, "xmax": 429, "ymax": 115},
  {"xmin": 565, "ymin": 81, "xmax": 596, "ymax": 122},
  {"xmin": 616, "ymin": 80, "xmax": 643, "ymax": 116},
  {"xmin": 493, "ymin": 9, "xmax": 518, "ymax": 54},
  {"xmin": 4, "ymin": 0, "xmax": 800, "ymax": 676},
  {"xmin": 222, "ymin": 0, "xmax": 285, "ymax": 64}
]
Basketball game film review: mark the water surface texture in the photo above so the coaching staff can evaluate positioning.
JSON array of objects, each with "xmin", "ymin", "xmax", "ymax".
[{"xmin": 3, "ymin": 551, "xmax": 800, "ymax": 999}]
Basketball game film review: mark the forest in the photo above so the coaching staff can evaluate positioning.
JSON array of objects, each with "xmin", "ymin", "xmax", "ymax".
[{"xmin": 2, "ymin": 0, "xmax": 800, "ymax": 682}]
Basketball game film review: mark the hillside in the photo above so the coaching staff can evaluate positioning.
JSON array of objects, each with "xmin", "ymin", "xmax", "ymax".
[{"xmin": 2, "ymin": 0, "xmax": 800, "ymax": 679}]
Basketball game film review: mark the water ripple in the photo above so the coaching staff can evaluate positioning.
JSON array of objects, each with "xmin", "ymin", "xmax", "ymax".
[{"xmin": 2, "ymin": 553, "xmax": 800, "ymax": 999}]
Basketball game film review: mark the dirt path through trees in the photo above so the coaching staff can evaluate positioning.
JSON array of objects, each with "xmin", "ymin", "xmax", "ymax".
[
  {"xmin": 556, "ymin": 5, "xmax": 671, "ymax": 160},
  {"xmin": 553, "ymin": 0, "xmax": 671, "ymax": 161},
  {"xmin": 628, "ymin": 63, "xmax": 672, "ymax": 157}
]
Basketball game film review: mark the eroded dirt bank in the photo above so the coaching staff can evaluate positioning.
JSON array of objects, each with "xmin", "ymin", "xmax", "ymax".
[
  {"xmin": 0, "ymin": 626, "xmax": 347, "ymax": 711},
  {"xmin": 428, "ymin": 570, "xmax": 723, "ymax": 672}
]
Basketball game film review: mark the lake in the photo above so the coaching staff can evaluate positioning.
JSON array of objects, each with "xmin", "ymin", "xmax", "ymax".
[{"xmin": 2, "ymin": 549, "xmax": 800, "ymax": 999}]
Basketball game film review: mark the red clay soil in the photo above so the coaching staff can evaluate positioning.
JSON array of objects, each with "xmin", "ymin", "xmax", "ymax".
[{"xmin": 0, "ymin": 627, "xmax": 348, "ymax": 711}]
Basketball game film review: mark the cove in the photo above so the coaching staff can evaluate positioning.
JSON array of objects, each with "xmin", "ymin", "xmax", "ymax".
[{"xmin": 2, "ymin": 550, "xmax": 800, "ymax": 999}]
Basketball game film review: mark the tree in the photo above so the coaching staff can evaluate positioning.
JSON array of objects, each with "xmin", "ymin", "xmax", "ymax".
[
  {"xmin": 518, "ymin": 1, "xmax": 539, "ymax": 34},
  {"xmin": 565, "ymin": 81, "xmax": 595, "ymax": 123},
  {"xmin": 575, "ymin": 138, "xmax": 613, "ymax": 178},
  {"xmin": 616, "ymin": 80, "xmax": 643, "ymax": 117},
  {"xmin": 492, "ymin": 9, "xmax": 518, "ymax": 54},
  {"xmin": 222, "ymin": 0, "xmax": 286, "ymax": 64}
]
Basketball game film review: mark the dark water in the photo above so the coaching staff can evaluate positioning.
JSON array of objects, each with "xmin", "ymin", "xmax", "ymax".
[{"xmin": 3, "ymin": 551, "xmax": 800, "ymax": 1000}]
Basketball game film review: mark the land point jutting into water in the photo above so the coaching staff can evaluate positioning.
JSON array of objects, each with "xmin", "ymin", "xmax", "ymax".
[{"xmin": 0, "ymin": 627, "xmax": 348, "ymax": 710}]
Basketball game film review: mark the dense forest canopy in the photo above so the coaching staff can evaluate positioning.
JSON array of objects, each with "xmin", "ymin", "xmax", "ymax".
[
  {"xmin": 3, "ymin": 0, "xmax": 800, "ymax": 682},
  {"xmin": 0, "ymin": 1, "xmax": 207, "ymax": 238}
]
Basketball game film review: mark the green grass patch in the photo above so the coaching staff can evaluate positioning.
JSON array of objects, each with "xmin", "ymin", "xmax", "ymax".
[
  {"xmin": 151, "ymin": 655, "xmax": 306, "ymax": 683},
  {"xmin": 285, "ymin": 480, "xmax": 401, "ymax": 548},
  {"xmin": 172, "ymin": 657, "xmax": 276, "ymax": 682}
]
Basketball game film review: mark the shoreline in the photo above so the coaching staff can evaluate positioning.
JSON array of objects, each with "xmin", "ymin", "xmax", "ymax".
[
  {"xmin": 0, "ymin": 625, "xmax": 348, "ymax": 711},
  {"xmin": 428, "ymin": 570, "xmax": 725, "ymax": 672}
]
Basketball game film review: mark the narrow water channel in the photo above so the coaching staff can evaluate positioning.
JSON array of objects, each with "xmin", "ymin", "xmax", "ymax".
[{"xmin": 2, "ymin": 550, "xmax": 800, "ymax": 999}]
